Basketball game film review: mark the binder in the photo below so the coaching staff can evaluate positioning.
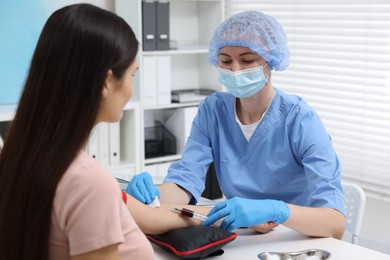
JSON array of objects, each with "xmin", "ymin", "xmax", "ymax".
[
  {"xmin": 142, "ymin": 56, "xmax": 157, "ymax": 106},
  {"xmin": 142, "ymin": 0, "xmax": 157, "ymax": 51},
  {"xmin": 109, "ymin": 122, "xmax": 120, "ymax": 164},
  {"xmin": 156, "ymin": 1, "xmax": 170, "ymax": 50},
  {"xmin": 157, "ymin": 56, "xmax": 171, "ymax": 105},
  {"xmin": 98, "ymin": 123, "xmax": 110, "ymax": 165},
  {"xmin": 87, "ymin": 126, "xmax": 99, "ymax": 160}
]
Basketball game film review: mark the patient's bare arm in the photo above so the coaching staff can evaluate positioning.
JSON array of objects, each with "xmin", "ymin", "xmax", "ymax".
[{"xmin": 125, "ymin": 194, "xmax": 213, "ymax": 234}]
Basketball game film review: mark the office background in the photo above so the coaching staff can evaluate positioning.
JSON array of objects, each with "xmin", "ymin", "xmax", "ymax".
[{"xmin": 0, "ymin": 0, "xmax": 389, "ymax": 255}]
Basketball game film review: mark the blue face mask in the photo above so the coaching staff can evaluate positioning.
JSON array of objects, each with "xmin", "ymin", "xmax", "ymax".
[{"xmin": 218, "ymin": 64, "xmax": 269, "ymax": 98}]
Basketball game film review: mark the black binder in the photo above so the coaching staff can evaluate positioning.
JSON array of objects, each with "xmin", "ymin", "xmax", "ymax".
[
  {"xmin": 142, "ymin": 1, "xmax": 157, "ymax": 51},
  {"xmin": 156, "ymin": 1, "xmax": 170, "ymax": 50}
]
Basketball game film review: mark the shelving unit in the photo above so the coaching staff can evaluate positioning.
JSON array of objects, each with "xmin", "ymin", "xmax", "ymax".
[
  {"xmin": 114, "ymin": 102, "xmax": 142, "ymax": 179},
  {"xmin": 0, "ymin": 102, "xmax": 141, "ymax": 182},
  {"xmin": 0, "ymin": 0, "xmax": 225, "ymax": 183},
  {"xmin": 115, "ymin": 0, "xmax": 225, "ymax": 178}
]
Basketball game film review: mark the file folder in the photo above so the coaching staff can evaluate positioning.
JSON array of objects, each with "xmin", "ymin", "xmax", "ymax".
[
  {"xmin": 98, "ymin": 123, "xmax": 110, "ymax": 165},
  {"xmin": 157, "ymin": 56, "xmax": 171, "ymax": 105},
  {"xmin": 87, "ymin": 126, "xmax": 99, "ymax": 160},
  {"xmin": 109, "ymin": 122, "xmax": 120, "ymax": 164},
  {"xmin": 156, "ymin": 1, "xmax": 170, "ymax": 50},
  {"xmin": 142, "ymin": 0, "xmax": 157, "ymax": 51},
  {"xmin": 142, "ymin": 56, "xmax": 158, "ymax": 106}
]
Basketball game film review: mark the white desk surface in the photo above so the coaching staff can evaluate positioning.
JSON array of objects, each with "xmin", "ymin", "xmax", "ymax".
[{"xmin": 152, "ymin": 225, "xmax": 390, "ymax": 259}]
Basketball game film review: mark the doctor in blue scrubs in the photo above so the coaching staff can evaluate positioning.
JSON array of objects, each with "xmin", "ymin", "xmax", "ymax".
[{"xmin": 128, "ymin": 11, "xmax": 346, "ymax": 239}]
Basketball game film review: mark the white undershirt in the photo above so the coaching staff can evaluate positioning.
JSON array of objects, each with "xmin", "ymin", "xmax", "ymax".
[{"xmin": 235, "ymin": 93, "xmax": 275, "ymax": 142}]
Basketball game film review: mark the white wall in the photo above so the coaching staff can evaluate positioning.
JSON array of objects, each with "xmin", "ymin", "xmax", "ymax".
[
  {"xmin": 359, "ymin": 198, "xmax": 390, "ymax": 254},
  {"xmin": 86, "ymin": 0, "xmax": 113, "ymax": 11},
  {"xmin": 48, "ymin": 0, "xmax": 113, "ymax": 12},
  {"xmin": 60, "ymin": 0, "xmax": 114, "ymax": 11}
]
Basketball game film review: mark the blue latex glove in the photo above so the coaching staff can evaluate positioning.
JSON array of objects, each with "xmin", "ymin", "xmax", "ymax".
[
  {"xmin": 126, "ymin": 172, "xmax": 160, "ymax": 204},
  {"xmin": 203, "ymin": 197, "xmax": 290, "ymax": 232}
]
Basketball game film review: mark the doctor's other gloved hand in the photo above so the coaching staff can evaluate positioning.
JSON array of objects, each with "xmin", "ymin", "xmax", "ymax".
[
  {"xmin": 126, "ymin": 172, "xmax": 160, "ymax": 204},
  {"xmin": 203, "ymin": 197, "xmax": 290, "ymax": 232}
]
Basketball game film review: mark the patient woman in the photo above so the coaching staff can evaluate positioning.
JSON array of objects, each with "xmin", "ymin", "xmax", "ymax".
[{"xmin": 0, "ymin": 4, "xmax": 208, "ymax": 260}]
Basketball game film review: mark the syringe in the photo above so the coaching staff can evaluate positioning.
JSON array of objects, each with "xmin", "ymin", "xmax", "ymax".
[{"xmin": 172, "ymin": 207, "xmax": 208, "ymax": 222}]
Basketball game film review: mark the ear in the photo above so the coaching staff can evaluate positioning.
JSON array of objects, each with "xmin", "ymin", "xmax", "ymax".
[{"xmin": 102, "ymin": 69, "xmax": 114, "ymax": 98}]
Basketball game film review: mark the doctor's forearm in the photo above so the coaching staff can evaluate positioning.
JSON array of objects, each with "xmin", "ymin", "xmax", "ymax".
[{"xmin": 283, "ymin": 204, "xmax": 345, "ymax": 239}]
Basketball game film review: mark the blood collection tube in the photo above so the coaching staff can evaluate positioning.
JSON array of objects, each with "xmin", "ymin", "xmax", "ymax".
[{"xmin": 172, "ymin": 207, "xmax": 208, "ymax": 222}]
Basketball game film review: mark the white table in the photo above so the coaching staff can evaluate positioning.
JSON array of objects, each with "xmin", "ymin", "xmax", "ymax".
[{"xmin": 152, "ymin": 225, "xmax": 390, "ymax": 259}]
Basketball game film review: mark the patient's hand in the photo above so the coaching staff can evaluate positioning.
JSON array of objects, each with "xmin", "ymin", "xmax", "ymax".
[{"xmin": 250, "ymin": 222, "xmax": 279, "ymax": 233}]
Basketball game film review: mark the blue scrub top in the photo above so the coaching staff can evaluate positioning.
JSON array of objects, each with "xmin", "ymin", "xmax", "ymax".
[{"xmin": 164, "ymin": 88, "xmax": 345, "ymax": 215}]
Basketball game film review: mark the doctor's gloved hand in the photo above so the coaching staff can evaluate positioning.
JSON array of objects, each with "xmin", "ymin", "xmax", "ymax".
[
  {"xmin": 126, "ymin": 172, "xmax": 160, "ymax": 204},
  {"xmin": 203, "ymin": 197, "xmax": 290, "ymax": 232}
]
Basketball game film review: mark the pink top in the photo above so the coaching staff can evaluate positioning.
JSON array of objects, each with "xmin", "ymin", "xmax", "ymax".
[{"xmin": 49, "ymin": 150, "xmax": 153, "ymax": 260}]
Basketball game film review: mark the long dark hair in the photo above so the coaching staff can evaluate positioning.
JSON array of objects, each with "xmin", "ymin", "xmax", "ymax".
[{"xmin": 0, "ymin": 4, "xmax": 138, "ymax": 259}]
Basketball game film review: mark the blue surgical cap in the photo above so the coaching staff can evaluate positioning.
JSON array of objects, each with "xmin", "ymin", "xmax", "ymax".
[{"xmin": 207, "ymin": 11, "xmax": 290, "ymax": 71}]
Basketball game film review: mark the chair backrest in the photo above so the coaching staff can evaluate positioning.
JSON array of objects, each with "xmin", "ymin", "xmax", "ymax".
[{"xmin": 342, "ymin": 182, "xmax": 366, "ymax": 244}]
